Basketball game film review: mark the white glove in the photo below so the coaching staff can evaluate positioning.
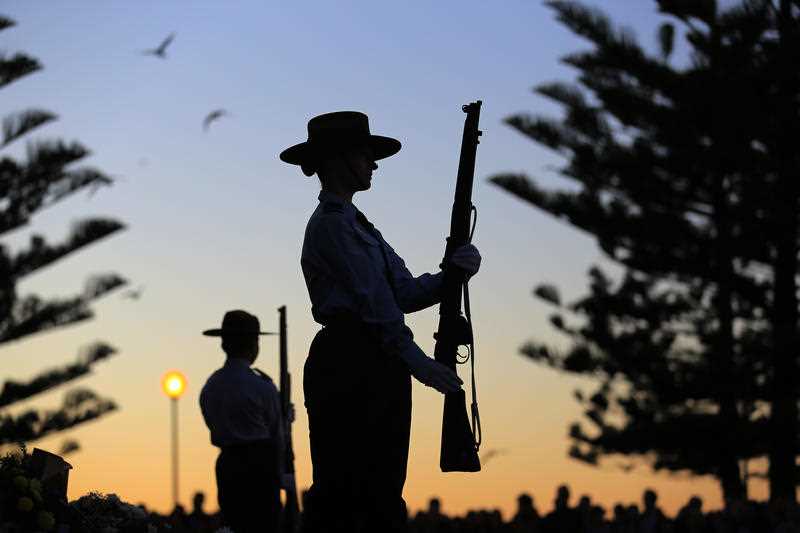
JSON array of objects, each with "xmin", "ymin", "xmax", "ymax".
[
  {"xmin": 450, "ymin": 244, "xmax": 481, "ymax": 278},
  {"xmin": 407, "ymin": 355, "xmax": 463, "ymax": 394}
]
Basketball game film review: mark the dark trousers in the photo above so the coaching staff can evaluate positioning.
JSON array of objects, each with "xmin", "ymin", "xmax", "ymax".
[
  {"xmin": 216, "ymin": 439, "xmax": 280, "ymax": 533},
  {"xmin": 303, "ymin": 321, "xmax": 412, "ymax": 533}
]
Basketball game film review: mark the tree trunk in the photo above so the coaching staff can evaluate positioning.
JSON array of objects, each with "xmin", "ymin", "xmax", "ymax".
[
  {"xmin": 708, "ymin": 19, "xmax": 746, "ymax": 503},
  {"xmin": 768, "ymin": 0, "xmax": 799, "ymax": 504},
  {"xmin": 713, "ymin": 176, "xmax": 746, "ymax": 504}
]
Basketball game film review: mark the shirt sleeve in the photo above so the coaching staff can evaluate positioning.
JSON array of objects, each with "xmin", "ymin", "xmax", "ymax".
[
  {"xmin": 376, "ymin": 230, "xmax": 444, "ymax": 313},
  {"xmin": 313, "ymin": 213, "xmax": 429, "ymax": 369}
]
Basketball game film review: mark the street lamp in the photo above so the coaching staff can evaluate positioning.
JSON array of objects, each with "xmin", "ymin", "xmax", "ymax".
[{"xmin": 161, "ymin": 370, "xmax": 186, "ymax": 510}]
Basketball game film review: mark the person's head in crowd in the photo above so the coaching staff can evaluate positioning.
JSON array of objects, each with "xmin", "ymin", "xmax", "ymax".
[
  {"xmin": 590, "ymin": 505, "xmax": 605, "ymax": 525},
  {"xmin": 517, "ymin": 493, "xmax": 536, "ymax": 513},
  {"xmin": 428, "ymin": 497, "xmax": 442, "ymax": 516},
  {"xmin": 626, "ymin": 504, "xmax": 640, "ymax": 519},
  {"xmin": 578, "ymin": 495, "xmax": 591, "ymax": 511},
  {"xmin": 613, "ymin": 503, "xmax": 626, "ymax": 522},
  {"xmin": 643, "ymin": 488, "xmax": 658, "ymax": 511},
  {"xmin": 191, "ymin": 491, "xmax": 205, "ymax": 514},
  {"xmin": 555, "ymin": 484, "xmax": 571, "ymax": 510},
  {"xmin": 688, "ymin": 495, "xmax": 703, "ymax": 514},
  {"xmin": 170, "ymin": 504, "xmax": 186, "ymax": 517}
]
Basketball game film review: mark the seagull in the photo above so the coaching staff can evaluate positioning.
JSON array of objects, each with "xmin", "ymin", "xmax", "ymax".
[
  {"xmin": 60, "ymin": 439, "xmax": 80, "ymax": 456},
  {"xmin": 480, "ymin": 448, "xmax": 508, "ymax": 466},
  {"xmin": 121, "ymin": 286, "xmax": 145, "ymax": 300},
  {"xmin": 142, "ymin": 33, "xmax": 176, "ymax": 59},
  {"xmin": 203, "ymin": 109, "xmax": 229, "ymax": 131}
]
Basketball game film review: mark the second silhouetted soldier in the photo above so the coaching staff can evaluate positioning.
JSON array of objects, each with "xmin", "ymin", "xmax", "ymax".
[{"xmin": 199, "ymin": 310, "xmax": 288, "ymax": 533}]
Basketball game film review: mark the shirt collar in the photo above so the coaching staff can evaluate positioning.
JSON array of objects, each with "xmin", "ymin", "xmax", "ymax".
[
  {"xmin": 224, "ymin": 357, "xmax": 252, "ymax": 370},
  {"xmin": 318, "ymin": 190, "xmax": 356, "ymax": 219}
]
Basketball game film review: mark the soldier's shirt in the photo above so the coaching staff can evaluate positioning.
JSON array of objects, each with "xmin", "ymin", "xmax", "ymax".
[
  {"xmin": 301, "ymin": 190, "xmax": 443, "ymax": 368},
  {"xmin": 199, "ymin": 358, "xmax": 283, "ymax": 448}
]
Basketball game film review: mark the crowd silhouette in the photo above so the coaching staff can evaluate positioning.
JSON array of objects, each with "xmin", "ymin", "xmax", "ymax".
[{"xmin": 137, "ymin": 485, "xmax": 800, "ymax": 533}]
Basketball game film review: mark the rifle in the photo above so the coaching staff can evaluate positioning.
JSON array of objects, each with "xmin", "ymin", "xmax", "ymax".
[
  {"xmin": 434, "ymin": 100, "xmax": 483, "ymax": 472},
  {"xmin": 278, "ymin": 305, "xmax": 300, "ymax": 531}
]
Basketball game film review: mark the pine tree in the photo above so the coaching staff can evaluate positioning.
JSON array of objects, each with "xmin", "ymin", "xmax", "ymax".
[
  {"xmin": 490, "ymin": 0, "xmax": 798, "ymax": 502},
  {"xmin": 762, "ymin": 0, "xmax": 800, "ymax": 504},
  {"xmin": 0, "ymin": 16, "xmax": 127, "ymax": 449}
]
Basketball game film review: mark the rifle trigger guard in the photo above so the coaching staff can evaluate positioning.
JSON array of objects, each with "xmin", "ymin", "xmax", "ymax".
[{"xmin": 454, "ymin": 314, "xmax": 473, "ymax": 345}]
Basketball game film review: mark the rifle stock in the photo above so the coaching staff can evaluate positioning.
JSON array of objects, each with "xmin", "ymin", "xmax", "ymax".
[
  {"xmin": 434, "ymin": 101, "xmax": 482, "ymax": 473},
  {"xmin": 278, "ymin": 306, "xmax": 300, "ymax": 532}
]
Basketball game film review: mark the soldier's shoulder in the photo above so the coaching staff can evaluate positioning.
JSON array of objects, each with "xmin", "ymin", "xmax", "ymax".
[
  {"xmin": 251, "ymin": 367, "xmax": 275, "ymax": 384},
  {"xmin": 322, "ymin": 202, "xmax": 345, "ymax": 215},
  {"xmin": 308, "ymin": 201, "xmax": 353, "ymax": 237}
]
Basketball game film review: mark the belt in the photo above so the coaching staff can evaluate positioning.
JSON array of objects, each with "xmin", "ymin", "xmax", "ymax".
[{"xmin": 220, "ymin": 438, "xmax": 273, "ymax": 453}]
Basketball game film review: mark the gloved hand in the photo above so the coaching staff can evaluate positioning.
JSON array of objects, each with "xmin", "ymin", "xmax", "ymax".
[
  {"xmin": 450, "ymin": 244, "xmax": 481, "ymax": 278},
  {"xmin": 408, "ymin": 355, "xmax": 463, "ymax": 394}
]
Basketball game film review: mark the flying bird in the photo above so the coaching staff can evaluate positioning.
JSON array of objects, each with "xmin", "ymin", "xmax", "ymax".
[
  {"xmin": 142, "ymin": 33, "xmax": 176, "ymax": 59},
  {"xmin": 59, "ymin": 439, "xmax": 81, "ymax": 456},
  {"xmin": 121, "ymin": 286, "xmax": 145, "ymax": 300},
  {"xmin": 203, "ymin": 109, "xmax": 229, "ymax": 131},
  {"xmin": 480, "ymin": 448, "xmax": 509, "ymax": 466}
]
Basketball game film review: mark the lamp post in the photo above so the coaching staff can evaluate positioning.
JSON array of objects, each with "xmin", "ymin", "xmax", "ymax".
[{"xmin": 161, "ymin": 370, "xmax": 186, "ymax": 510}]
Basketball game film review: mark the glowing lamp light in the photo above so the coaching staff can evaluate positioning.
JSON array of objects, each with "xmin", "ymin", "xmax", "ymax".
[{"xmin": 162, "ymin": 371, "xmax": 186, "ymax": 399}]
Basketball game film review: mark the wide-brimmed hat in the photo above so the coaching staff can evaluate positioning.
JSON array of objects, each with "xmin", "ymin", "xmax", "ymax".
[
  {"xmin": 279, "ymin": 111, "xmax": 401, "ymax": 176},
  {"xmin": 202, "ymin": 310, "xmax": 276, "ymax": 337}
]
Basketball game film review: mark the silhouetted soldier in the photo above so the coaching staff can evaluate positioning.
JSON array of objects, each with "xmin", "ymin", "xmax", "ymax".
[
  {"xmin": 199, "ymin": 310, "xmax": 289, "ymax": 533},
  {"xmin": 280, "ymin": 111, "xmax": 481, "ymax": 533}
]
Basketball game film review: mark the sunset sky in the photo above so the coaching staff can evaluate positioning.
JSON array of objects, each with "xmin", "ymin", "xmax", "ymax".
[{"xmin": 2, "ymin": 0, "xmax": 758, "ymax": 519}]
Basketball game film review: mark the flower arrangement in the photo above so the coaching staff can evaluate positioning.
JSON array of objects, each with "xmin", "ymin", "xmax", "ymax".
[
  {"xmin": 68, "ymin": 492, "xmax": 161, "ymax": 532},
  {"xmin": 0, "ymin": 443, "xmax": 59, "ymax": 532},
  {"xmin": 0, "ymin": 445, "xmax": 172, "ymax": 533}
]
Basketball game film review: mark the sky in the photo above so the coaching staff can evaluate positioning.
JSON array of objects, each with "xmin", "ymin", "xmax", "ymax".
[{"xmin": 1, "ymin": 0, "xmax": 765, "ymax": 519}]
